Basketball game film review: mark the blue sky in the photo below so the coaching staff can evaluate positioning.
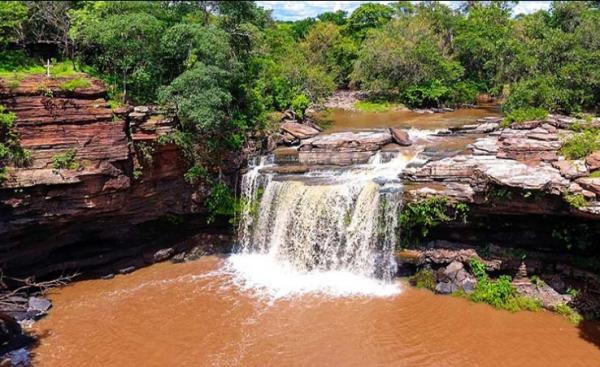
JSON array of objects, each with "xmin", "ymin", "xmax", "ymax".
[{"xmin": 256, "ymin": 1, "xmax": 552, "ymax": 21}]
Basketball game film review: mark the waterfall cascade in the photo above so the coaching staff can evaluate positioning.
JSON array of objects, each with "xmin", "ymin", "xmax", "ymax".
[{"xmin": 233, "ymin": 151, "xmax": 416, "ymax": 293}]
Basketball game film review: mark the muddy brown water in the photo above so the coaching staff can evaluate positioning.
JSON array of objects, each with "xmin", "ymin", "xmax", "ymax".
[
  {"xmin": 33, "ymin": 257, "xmax": 600, "ymax": 367},
  {"xmin": 319, "ymin": 104, "xmax": 501, "ymax": 132}
]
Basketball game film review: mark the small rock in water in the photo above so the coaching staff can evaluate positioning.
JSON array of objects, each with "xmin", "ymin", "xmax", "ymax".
[
  {"xmin": 27, "ymin": 297, "xmax": 51, "ymax": 313},
  {"xmin": 118, "ymin": 266, "xmax": 136, "ymax": 274},
  {"xmin": 100, "ymin": 273, "xmax": 115, "ymax": 280},
  {"xmin": 153, "ymin": 248, "xmax": 175, "ymax": 262},
  {"xmin": 3, "ymin": 348, "xmax": 31, "ymax": 367}
]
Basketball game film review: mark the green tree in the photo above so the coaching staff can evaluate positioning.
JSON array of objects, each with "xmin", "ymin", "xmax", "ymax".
[
  {"xmin": 317, "ymin": 10, "xmax": 347, "ymax": 25},
  {"xmin": 71, "ymin": 4, "xmax": 165, "ymax": 102},
  {"xmin": 0, "ymin": 1, "xmax": 27, "ymax": 46},
  {"xmin": 346, "ymin": 3, "xmax": 394, "ymax": 41}
]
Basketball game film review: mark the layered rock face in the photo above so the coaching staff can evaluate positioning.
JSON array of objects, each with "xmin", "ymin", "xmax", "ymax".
[
  {"xmin": 403, "ymin": 115, "xmax": 600, "ymax": 217},
  {"xmin": 0, "ymin": 75, "xmax": 228, "ymax": 276}
]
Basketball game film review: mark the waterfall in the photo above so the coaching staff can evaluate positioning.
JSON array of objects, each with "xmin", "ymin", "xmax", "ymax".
[{"xmin": 234, "ymin": 152, "xmax": 413, "ymax": 288}]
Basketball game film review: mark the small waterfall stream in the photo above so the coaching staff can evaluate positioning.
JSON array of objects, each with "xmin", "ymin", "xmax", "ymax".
[{"xmin": 229, "ymin": 149, "xmax": 417, "ymax": 297}]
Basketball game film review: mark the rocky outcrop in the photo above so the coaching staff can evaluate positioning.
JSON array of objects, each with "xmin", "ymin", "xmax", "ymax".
[
  {"xmin": 402, "ymin": 114, "xmax": 600, "ymax": 217},
  {"xmin": 0, "ymin": 75, "xmax": 233, "ymax": 276},
  {"xmin": 281, "ymin": 122, "xmax": 320, "ymax": 140},
  {"xmin": 390, "ymin": 128, "xmax": 412, "ymax": 146}
]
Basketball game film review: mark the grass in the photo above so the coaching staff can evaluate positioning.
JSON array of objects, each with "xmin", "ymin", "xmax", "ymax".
[
  {"xmin": 560, "ymin": 128, "xmax": 600, "ymax": 159},
  {"xmin": 59, "ymin": 78, "xmax": 92, "ymax": 91},
  {"xmin": 354, "ymin": 100, "xmax": 404, "ymax": 113},
  {"xmin": 554, "ymin": 303, "xmax": 583, "ymax": 325},
  {"xmin": 501, "ymin": 107, "xmax": 548, "ymax": 127},
  {"xmin": 589, "ymin": 170, "xmax": 600, "ymax": 178},
  {"xmin": 0, "ymin": 60, "xmax": 80, "ymax": 80},
  {"xmin": 409, "ymin": 268, "xmax": 436, "ymax": 291}
]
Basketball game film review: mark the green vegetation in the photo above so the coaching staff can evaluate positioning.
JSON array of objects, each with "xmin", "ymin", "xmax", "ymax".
[
  {"xmin": 560, "ymin": 129, "xmax": 600, "ymax": 159},
  {"xmin": 399, "ymin": 196, "xmax": 468, "ymax": 247},
  {"xmin": 554, "ymin": 302, "xmax": 583, "ymax": 325},
  {"xmin": 58, "ymin": 78, "xmax": 91, "ymax": 91},
  {"xmin": 590, "ymin": 171, "xmax": 600, "ymax": 178},
  {"xmin": 501, "ymin": 107, "xmax": 548, "ymax": 127},
  {"xmin": 468, "ymin": 259, "xmax": 541, "ymax": 312},
  {"xmin": 408, "ymin": 268, "xmax": 436, "ymax": 291},
  {"xmin": 354, "ymin": 100, "xmax": 402, "ymax": 113},
  {"xmin": 51, "ymin": 149, "xmax": 79, "ymax": 170},
  {"xmin": 0, "ymin": 60, "xmax": 80, "ymax": 80},
  {"xmin": 0, "ymin": 104, "xmax": 30, "ymax": 182},
  {"xmin": 563, "ymin": 192, "xmax": 587, "ymax": 209}
]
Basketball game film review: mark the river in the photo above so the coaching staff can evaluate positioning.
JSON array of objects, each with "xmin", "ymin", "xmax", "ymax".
[{"xmin": 33, "ymin": 257, "xmax": 600, "ymax": 367}]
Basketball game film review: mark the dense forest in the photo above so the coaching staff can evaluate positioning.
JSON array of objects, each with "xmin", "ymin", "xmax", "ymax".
[{"xmin": 1, "ymin": 1, "xmax": 600, "ymax": 186}]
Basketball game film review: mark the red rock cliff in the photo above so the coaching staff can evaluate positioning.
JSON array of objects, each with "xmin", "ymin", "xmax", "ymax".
[{"xmin": 0, "ymin": 75, "xmax": 228, "ymax": 275}]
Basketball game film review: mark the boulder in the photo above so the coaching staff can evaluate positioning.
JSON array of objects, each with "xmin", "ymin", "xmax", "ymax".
[
  {"xmin": 27, "ymin": 297, "xmax": 51, "ymax": 313},
  {"xmin": 586, "ymin": 151, "xmax": 600, "ymax": 171},
  {"xmin": 389, "ymin": 128, "xmax": 412, "ymax": 146},
  {"xmin": 281, "ymin": 122, "xmax": 319, "ymax": 139},
  {"xmin": 435, "ymin": 261, "xmax": 477, "ymax": 294}
]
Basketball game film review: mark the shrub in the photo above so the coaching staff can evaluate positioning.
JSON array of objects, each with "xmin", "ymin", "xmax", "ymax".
[
  {"xmin": 501, "ymin": 107, "xmax": 548, "ymax": 127},
  {"xmin": 59, "ymin": 78, "xmax": 92, "ymax": 91},
  {"xmin": 206, "ymin": 181, "xmax": 236, "ymax": 223},
  {"xmin": 399, "ymin": 196, "xmax": 469, "ymax": 247},
  {"xmin": 290, "ymin": 93, "xmax": 310, "ymax": 119},
  {"xmin": 51, "ymin": 149, "xmax": 79, "ymax": 170},
  {"xmin": 401, "ymin": 80, "xmax": 450, "ymax": 108},
  {"xmin": 560, "ymin": 129, "xmax": 600, "ymax": 159},
  {"xmin": 554, "ymin": 303, "xmax": 583, "ymax": 325},
  {"xmin": 409, "ymin": 268, "xmax": 436, "ymax": 291},
  {"xmin": 468, "ymin": 258, "xmax": 542, "ymax": 312},
  {"xmin": 0, "ymin": 104, "xmax": 30, "ymax": 182},
  {"xmin": 183, "ymin": 165, "xmax": 209, "ymax": 184}
]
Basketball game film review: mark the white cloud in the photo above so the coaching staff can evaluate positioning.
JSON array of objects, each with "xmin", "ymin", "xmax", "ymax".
[{"xmin": 257, "ymin": 1, "xmax": 553, "ymax": 21}]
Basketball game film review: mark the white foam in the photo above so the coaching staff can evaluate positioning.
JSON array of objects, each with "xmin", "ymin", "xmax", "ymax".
[{"xmin": 224, "ymin": 254, "xmax": 401, "ymax": 300}]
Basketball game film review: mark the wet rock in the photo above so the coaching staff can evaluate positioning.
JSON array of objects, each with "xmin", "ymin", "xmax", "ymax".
[
  {"xmin": 144, "ymin": 247, "xmax": 175, "ymax": 264},
  {"xmin": 281, "ymin": 122, "xmax": 319, "ymax": 139},
  {"xmin": 435, "ymin": 261, "xmax": 477, "ymax": 294},
  {"xmin": 552, "ymin": 159, "xmax": 589, "ymax": 179},
  {"xmin": 389, "ymin": 128, "xmax": 412, "ymax": 146},
  {"xmin": 118, "ymin": 266, "xmax": 136, "ymax": 274},
  {"xmin": 585, "ymin": 151, "xmax": 600, "ymax": 171},
  {"xmin": 1, "ymin": 348, "xmax": 31, "ymax": 367},
  {"xmin": 27, "ymin": 297, "xmax": 51, "ymax": 313}
]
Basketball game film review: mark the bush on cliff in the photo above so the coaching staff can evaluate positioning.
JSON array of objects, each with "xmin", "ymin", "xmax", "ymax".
[
  {"xmin": 0, "ymin": 104, "xmax": 30, "ymax": 182},
  {"xmin": 399, "ymin": 197, "xmax": 468, "ymax": 247}
]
